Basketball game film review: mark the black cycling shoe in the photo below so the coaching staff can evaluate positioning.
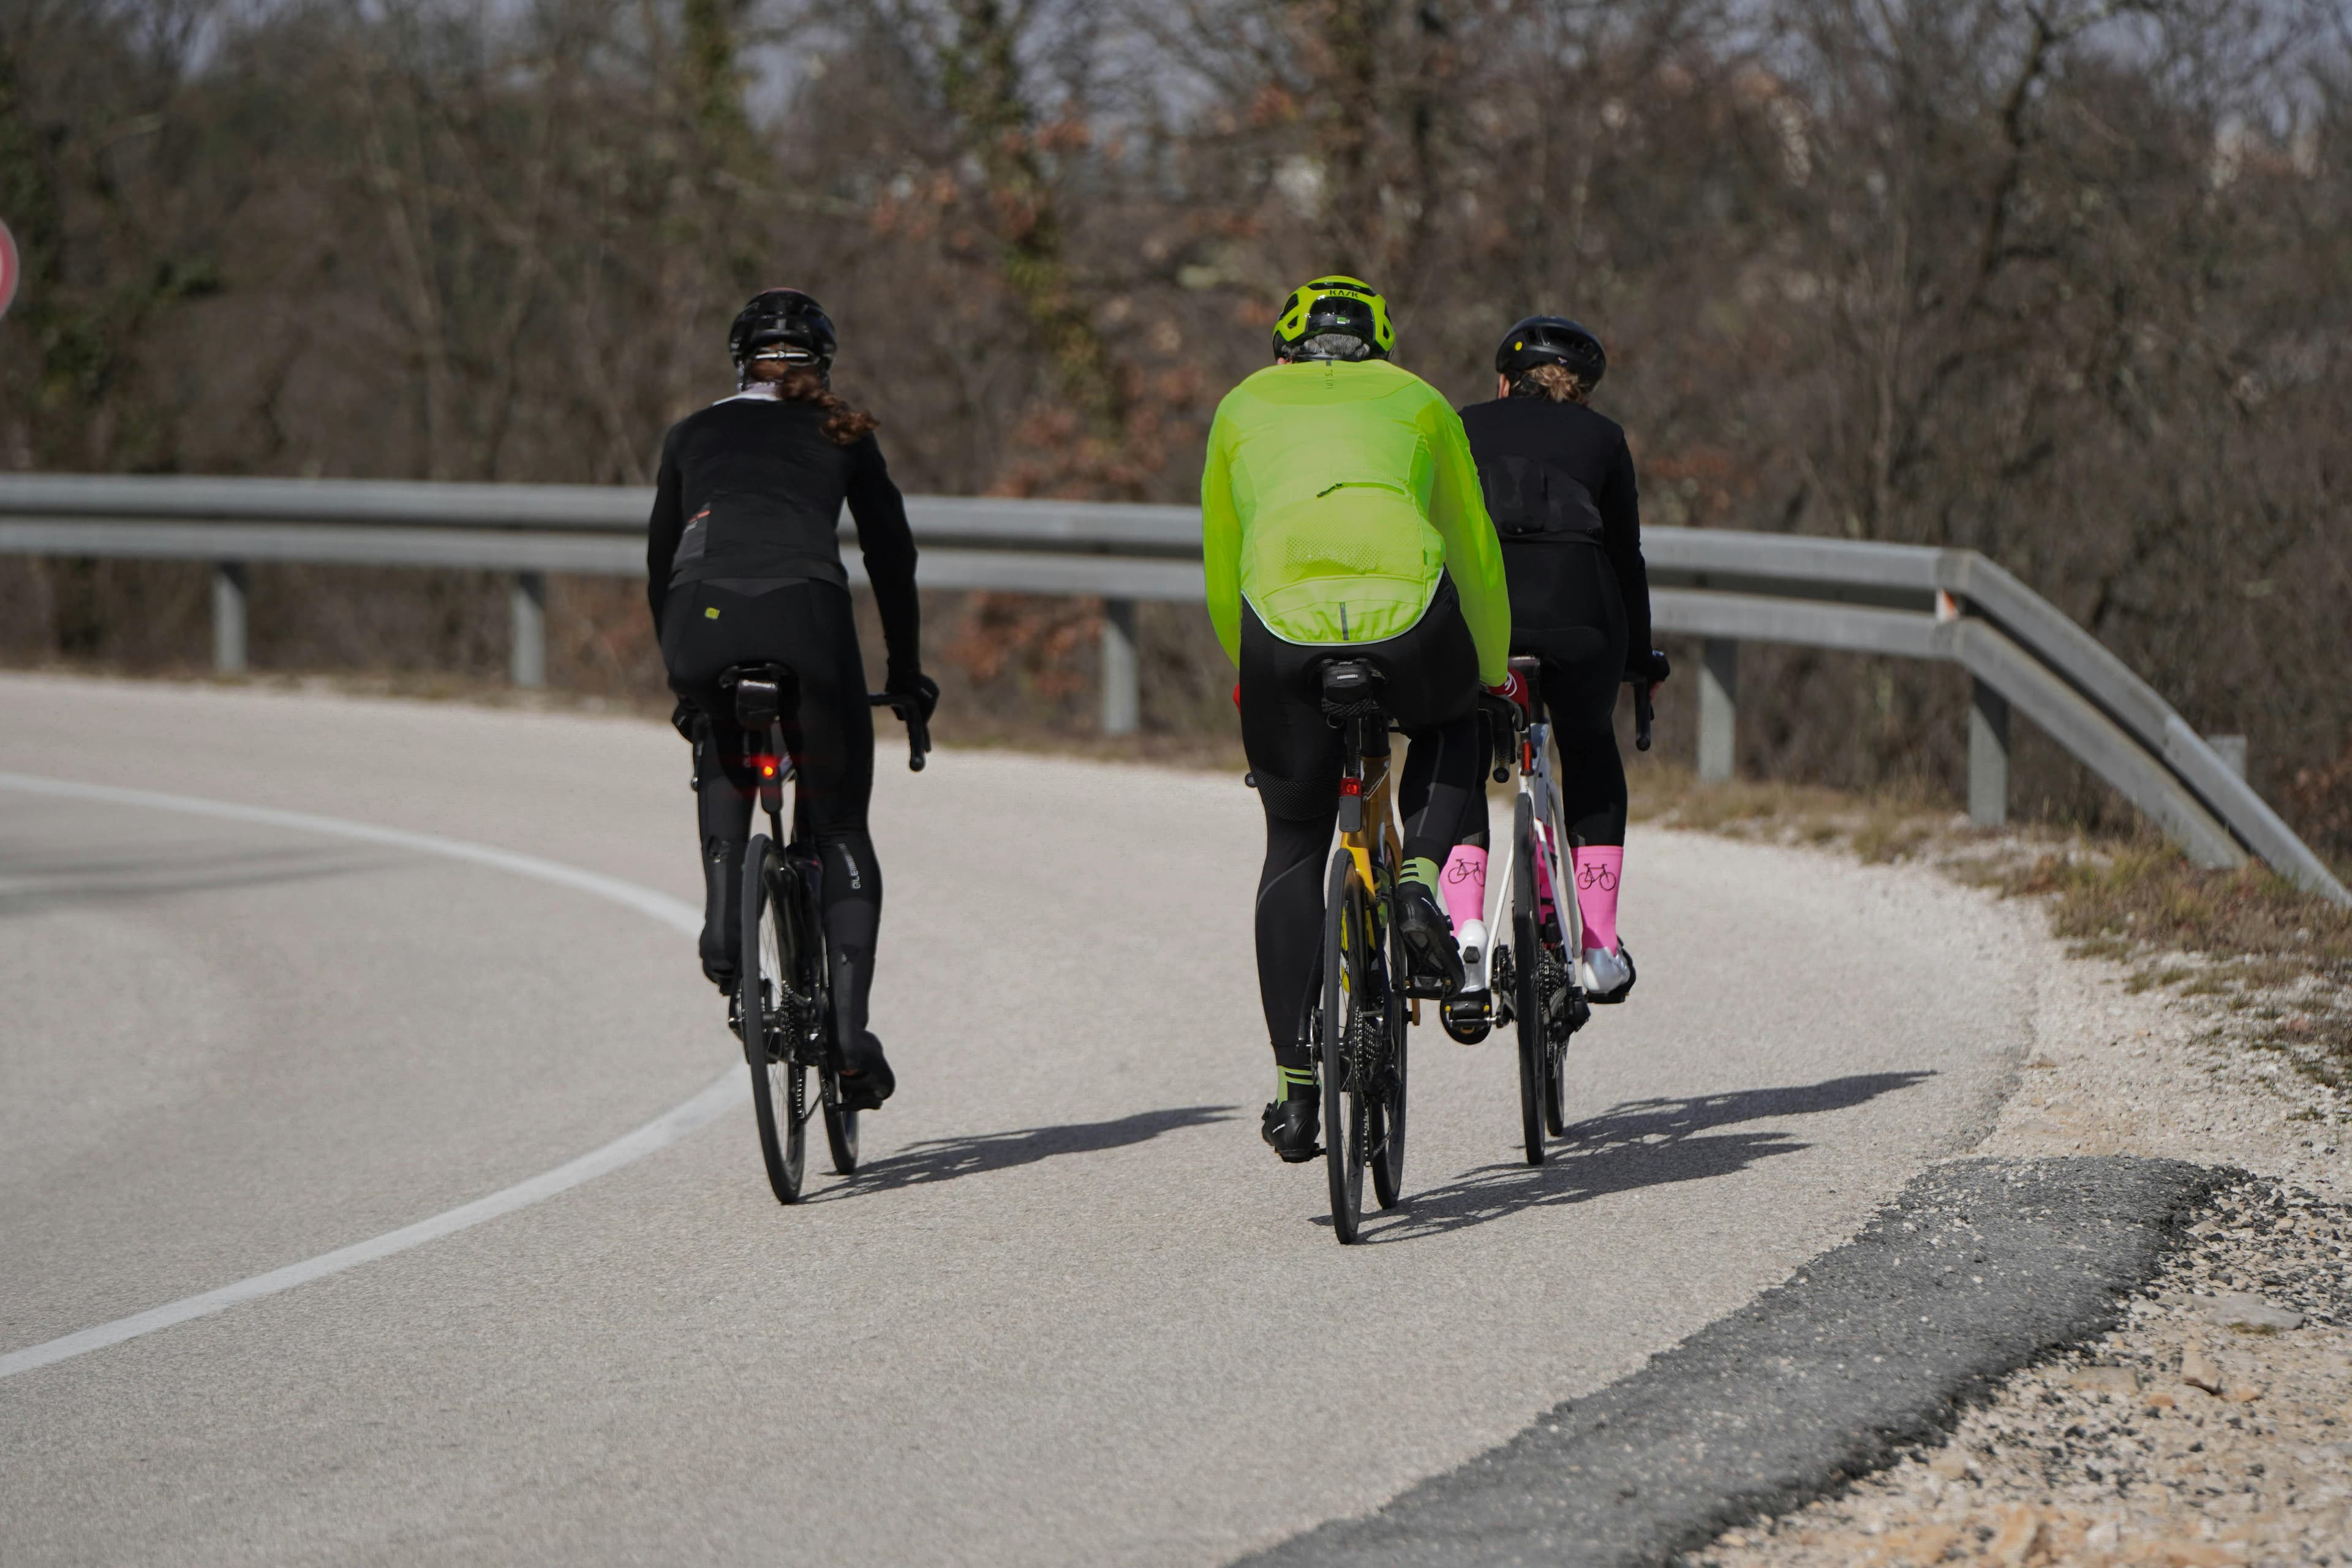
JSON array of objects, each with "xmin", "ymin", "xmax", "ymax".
[
  {"xmin": 1393, "ymin": 880, "xmax": 1466, "ymax": 995},
  {"xmin": 1261, "ymin": 1098, "xmax": 1321, "ymax": 1163},
  {"xmin": 837, "ymin": 1030, "xmax": 895, "ymax": 1111}
]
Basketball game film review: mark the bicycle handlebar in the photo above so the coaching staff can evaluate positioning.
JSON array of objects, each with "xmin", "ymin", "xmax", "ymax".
[
  {"xmin": 1632, "ymin": 679, "xmax": 1655, "ymax": 753},
  {"xmin": 869, "ymin": 693, "xmax": 933, "ymax": 772}
]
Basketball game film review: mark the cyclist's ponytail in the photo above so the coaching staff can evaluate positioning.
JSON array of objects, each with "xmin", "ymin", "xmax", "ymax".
[
  {"xmin": 745, "ymin": 360, "xmax": 881, "ymax": 446},
  {"xmin": 1508, "ymin": 362, "xmax": 1589, "ymax": 404}
]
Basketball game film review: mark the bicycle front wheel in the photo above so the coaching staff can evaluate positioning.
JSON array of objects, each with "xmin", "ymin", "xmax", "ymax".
[
  {"xmin": 1512, "ymin": 796, "xmax": 1546, "ymax": 1167},
  {"xmin": 741, "ymin": 837, "xmax": 809, "ymax": 1204},
  {"xmin": 1321, "ymin": 848, "xmax": 1368, "ymax": 1244}
]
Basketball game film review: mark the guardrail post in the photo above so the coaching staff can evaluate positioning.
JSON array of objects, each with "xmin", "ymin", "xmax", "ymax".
[
  {"xmin": 1698, "ymin": 638, "xmax": 1738, "ymax": 782},
  {"xmin": 510, "ymin": 571, "xmax": 546, "ymax": 688},
  {"xmin": 1102, "ymin": 597, "xmax": 1139, "ymax": 737},
  {"xmin": 212, "ymin": 562, "xmax": 249, "ymax": 674},
  {"xmin": 1969, "ymin": 678, "xmax": 2011, "ymax": 827}
]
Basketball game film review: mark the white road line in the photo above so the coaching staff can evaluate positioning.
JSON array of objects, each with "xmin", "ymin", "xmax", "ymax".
[{"xmin": 0, "ymin": 771, "xmax": 744, "ymax": 1382}]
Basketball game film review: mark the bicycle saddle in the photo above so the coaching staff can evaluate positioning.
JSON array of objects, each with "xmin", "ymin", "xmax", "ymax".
[
  {"xmin": 1319, "ymin": 660, "xmax": 1384, "ymax": 720},
  {"xmin": 718, "ymin": 663, "xmax": 791, "ymax": 729}
]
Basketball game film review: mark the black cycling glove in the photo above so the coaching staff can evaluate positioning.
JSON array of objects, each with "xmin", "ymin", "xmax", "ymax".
[
  {"xmin": 887, "ymin": 668, "xmax": 941, "ymax": 723},
  {"xmin": 1629, "ymin": 647, "xmax": 1672, "ymax": 685}
]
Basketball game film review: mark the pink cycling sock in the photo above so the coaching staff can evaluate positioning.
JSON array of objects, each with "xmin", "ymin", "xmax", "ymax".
[
  {"xmin": 1573, "ymin": 845, "xmax": 1624, "ymax": 952},
  {"xmin": 1441, "ymin": 845, "xmax": 1487, "ymax": 934}
]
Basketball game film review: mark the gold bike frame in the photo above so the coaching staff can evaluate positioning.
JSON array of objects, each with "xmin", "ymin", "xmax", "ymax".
[{"xmin": 1336, "ymin": 725, "xmax": 1411, "ymax": 1020}]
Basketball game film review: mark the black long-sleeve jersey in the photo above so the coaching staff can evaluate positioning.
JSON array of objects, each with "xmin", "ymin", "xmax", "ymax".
[
  {"xmin": 645, "ymin": 393, "xmax": 921, "ymax": 677},
  {"xmin": 1457, "ymin": 396, "xmax": 1653, "ymax": 664}
]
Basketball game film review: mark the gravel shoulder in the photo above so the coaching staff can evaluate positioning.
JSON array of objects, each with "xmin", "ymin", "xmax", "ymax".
[{"xmin": 1678, "ymin": 830, "xmax": 2352, "ymax": 1568}]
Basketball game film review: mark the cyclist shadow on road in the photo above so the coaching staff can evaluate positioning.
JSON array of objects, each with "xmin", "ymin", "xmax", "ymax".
[
  {"xmin": 1338, "ymin": 1070, "xmax": 1936, "ymax": 1243},
  {"xmin": 807, "ymin": 1104, "xmax": 1240, "ymax": 1200}
]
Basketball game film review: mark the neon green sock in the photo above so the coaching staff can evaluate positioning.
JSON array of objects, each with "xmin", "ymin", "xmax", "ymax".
[
  {"xmin": 1275, "ymin": 1065, "xmax": 1317, "ymax": 1102},
  {"xmin": 1400, "ymin": 856, "xmax": 1442, "ymax": 895}
]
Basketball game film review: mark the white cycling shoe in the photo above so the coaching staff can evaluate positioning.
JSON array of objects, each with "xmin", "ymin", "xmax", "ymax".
[
  {"xmin": 1455, "ymin": 918, "xmax": 1488, "ymax": 970},
  {"xmin": 1581, "ymin": 940, "xmax": 1636, "ymax": 1004}
]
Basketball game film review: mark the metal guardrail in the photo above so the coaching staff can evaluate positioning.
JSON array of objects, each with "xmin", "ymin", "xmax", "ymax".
[{"xmin": 1, "ymin": 472, "xmax": 2341, "ymax": 904}]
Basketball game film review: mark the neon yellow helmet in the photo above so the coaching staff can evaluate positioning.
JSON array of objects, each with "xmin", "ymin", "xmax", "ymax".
[{"xmin": 1270, "ymin": 275, "xmax": 1395, "ymax": 361}]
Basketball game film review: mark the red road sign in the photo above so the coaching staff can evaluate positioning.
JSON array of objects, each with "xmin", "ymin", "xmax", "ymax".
[{"xmin": 0, "ymin": 219, "xmax": 17, "ymax": 322}]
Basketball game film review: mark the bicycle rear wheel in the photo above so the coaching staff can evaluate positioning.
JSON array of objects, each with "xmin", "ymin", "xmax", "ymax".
[
  {"xmin": 741, "ymin": 837, "xmax": 809, "ymax": 1204},
  {"xmin": 791, "ymin": 848, "xmax": 859, "ymax": 1176},
  {"xmin": 820, "ymin": 1072, "xmax": 859, "ymax": 1173},
  {"xmin": 1371, "ymin": 886, "xmax": 1409, "ymax": 1211},
  {"xmin": 1512, "ymin": 796, "xmax": 1546, "ymax": 1167},
  {"xmin": 1321, "ymin": 848, "xmax": 1368, "ymax": 1244}
]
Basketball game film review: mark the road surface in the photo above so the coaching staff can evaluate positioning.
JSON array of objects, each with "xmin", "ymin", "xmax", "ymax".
[{"xmin": 0, "ymin": 673, "xmax": 2041, "ymax": 1565}]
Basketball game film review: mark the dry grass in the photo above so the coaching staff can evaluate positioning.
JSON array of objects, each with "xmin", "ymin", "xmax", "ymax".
[
  {"xmin": 1997, "ymin": 847, "xmax": 2352, "ymax": 970},
  {"xmin": 1975, "ymin": 845, "xmax": 2352, "ymax": 1091}
]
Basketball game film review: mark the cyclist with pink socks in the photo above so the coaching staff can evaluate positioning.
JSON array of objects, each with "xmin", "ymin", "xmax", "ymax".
[{"xmin": 1452, "ymin": 317, "xmax": 1667, "ymax": 1004}]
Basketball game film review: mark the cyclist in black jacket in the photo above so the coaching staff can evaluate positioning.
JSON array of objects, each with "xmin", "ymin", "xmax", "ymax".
[
  {"xmin": 1454, "ymin": 317, "xmax": 1667, "ymax": 1005},
  {"xmin": 647, "ymin": 289, "xmax": 936, "ymax": 1109}
]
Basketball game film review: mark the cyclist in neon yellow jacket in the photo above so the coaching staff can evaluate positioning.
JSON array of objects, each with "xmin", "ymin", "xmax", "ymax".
[{"xmin": 1202, "ymin": 275, "xmax": 1525, "ymax": 1163}]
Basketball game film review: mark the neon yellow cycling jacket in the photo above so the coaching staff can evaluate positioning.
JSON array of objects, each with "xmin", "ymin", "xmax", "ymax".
[{"xmin": 1201, "ymin": 358, "xmax": 1512, "ymax": 686}]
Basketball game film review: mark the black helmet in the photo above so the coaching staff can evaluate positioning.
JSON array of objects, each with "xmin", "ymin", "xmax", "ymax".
[
  {"xmin": 1495, "ymin": 316, "xmax": 1605, "ymax": 388},
  {"xmin": 729, "ymin": 288, "xmax": 837, "ymax": 374}
]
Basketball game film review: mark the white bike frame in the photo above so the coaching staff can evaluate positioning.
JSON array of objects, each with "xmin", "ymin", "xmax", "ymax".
[{"xmin": 1471, "ymin": 706, "xmax": 1586, "ymax": 997}]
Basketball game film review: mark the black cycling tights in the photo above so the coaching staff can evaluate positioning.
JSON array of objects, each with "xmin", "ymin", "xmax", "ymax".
[
  {"xmin": 1238, "ymin": 587, "xmax": 1483, "ymax": 1060},
  {"xmin": 662, "ymin": 577, "xmax": 883, "ymax": 1040}
]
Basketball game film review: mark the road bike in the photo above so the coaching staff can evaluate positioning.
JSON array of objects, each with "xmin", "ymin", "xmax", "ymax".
[
  {"xmin": 1307, "ymin": 658, "xmax": 1434, "ymax": 1245},
  {"xmin": 1460, "ymin": 660, "xmax": 1655, "ymax": 1165},
  {"xmin": 726, "ymin": 664, "xmax": 930, "ymax": 1205}
]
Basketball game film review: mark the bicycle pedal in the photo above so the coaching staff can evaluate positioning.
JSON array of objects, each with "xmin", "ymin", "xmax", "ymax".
[{"xmin": 1441, "ymin": 992, "xmax": 1491, "ymax": 1045}]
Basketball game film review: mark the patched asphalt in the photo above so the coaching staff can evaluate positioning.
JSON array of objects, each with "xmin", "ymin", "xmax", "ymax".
[{"xmin": 1238, "ymin": 1156, "xmax": 2225, "ymax": 1568}]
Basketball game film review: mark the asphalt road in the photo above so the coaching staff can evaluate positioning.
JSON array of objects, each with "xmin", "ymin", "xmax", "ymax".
[{"xmin": 0, "ymin": 673, "xmax": 2041, "ymax": 1566}]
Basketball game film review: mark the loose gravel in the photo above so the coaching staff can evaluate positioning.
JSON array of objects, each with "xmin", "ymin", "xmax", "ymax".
[
  {"xmin": 1679, "ymin": 857, "xmax": 2352, "ymax": 1568},
  {"xmin": 1686, "ymin": 1176, "xmax": 2352, "ymax": 1568}
]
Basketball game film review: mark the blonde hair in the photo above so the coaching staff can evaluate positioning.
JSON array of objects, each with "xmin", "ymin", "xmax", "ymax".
[
  {"xmin": 747, "ymin": 361, "xmax": 880, "ymax": 446},
  {"xmin": 1509, "ymin": 363, "xmax": 1588, "ymax": 404}
]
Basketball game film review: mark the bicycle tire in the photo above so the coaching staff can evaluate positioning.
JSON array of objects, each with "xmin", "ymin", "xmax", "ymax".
[
  {"xmin": 1512, "ymin": 795, "xmax": 1546, "ymax": 1167},
  {"xmin": 741, "ymin": 836, "xmax": 808, "ymax": 1204},
  {"xmin": 1321, "ymin": 848, "xmax": 1366, "ymax": 1244},
  {"xmin": 1371, "ymin": 884, "xmax": 1408, "ymax": 1210},
  {"xmin": 821, "ymin": 1074, "xmax": 859, "ymax": 1173},
  {"xmin": 791, "ymin": 850, "xmax": 859, "ymax": 1175},
  {"xmin": 1544, "ymin": 1036, "xmax": 1569, "ymax": 1137}
]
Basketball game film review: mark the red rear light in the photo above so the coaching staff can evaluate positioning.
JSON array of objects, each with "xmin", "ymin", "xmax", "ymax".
[{"xmin": 1339, "ymin": 777, "xmax": 1363, "ymax": 796}]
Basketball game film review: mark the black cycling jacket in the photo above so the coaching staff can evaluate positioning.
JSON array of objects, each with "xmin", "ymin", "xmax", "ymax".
[
  {"xmin": 1457, "ymin": 395, "xmax": 1653, "ymax": 665},
  {"xmin": 646, "ymin": 393, "xmax": 921, "ymax": 677}
]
